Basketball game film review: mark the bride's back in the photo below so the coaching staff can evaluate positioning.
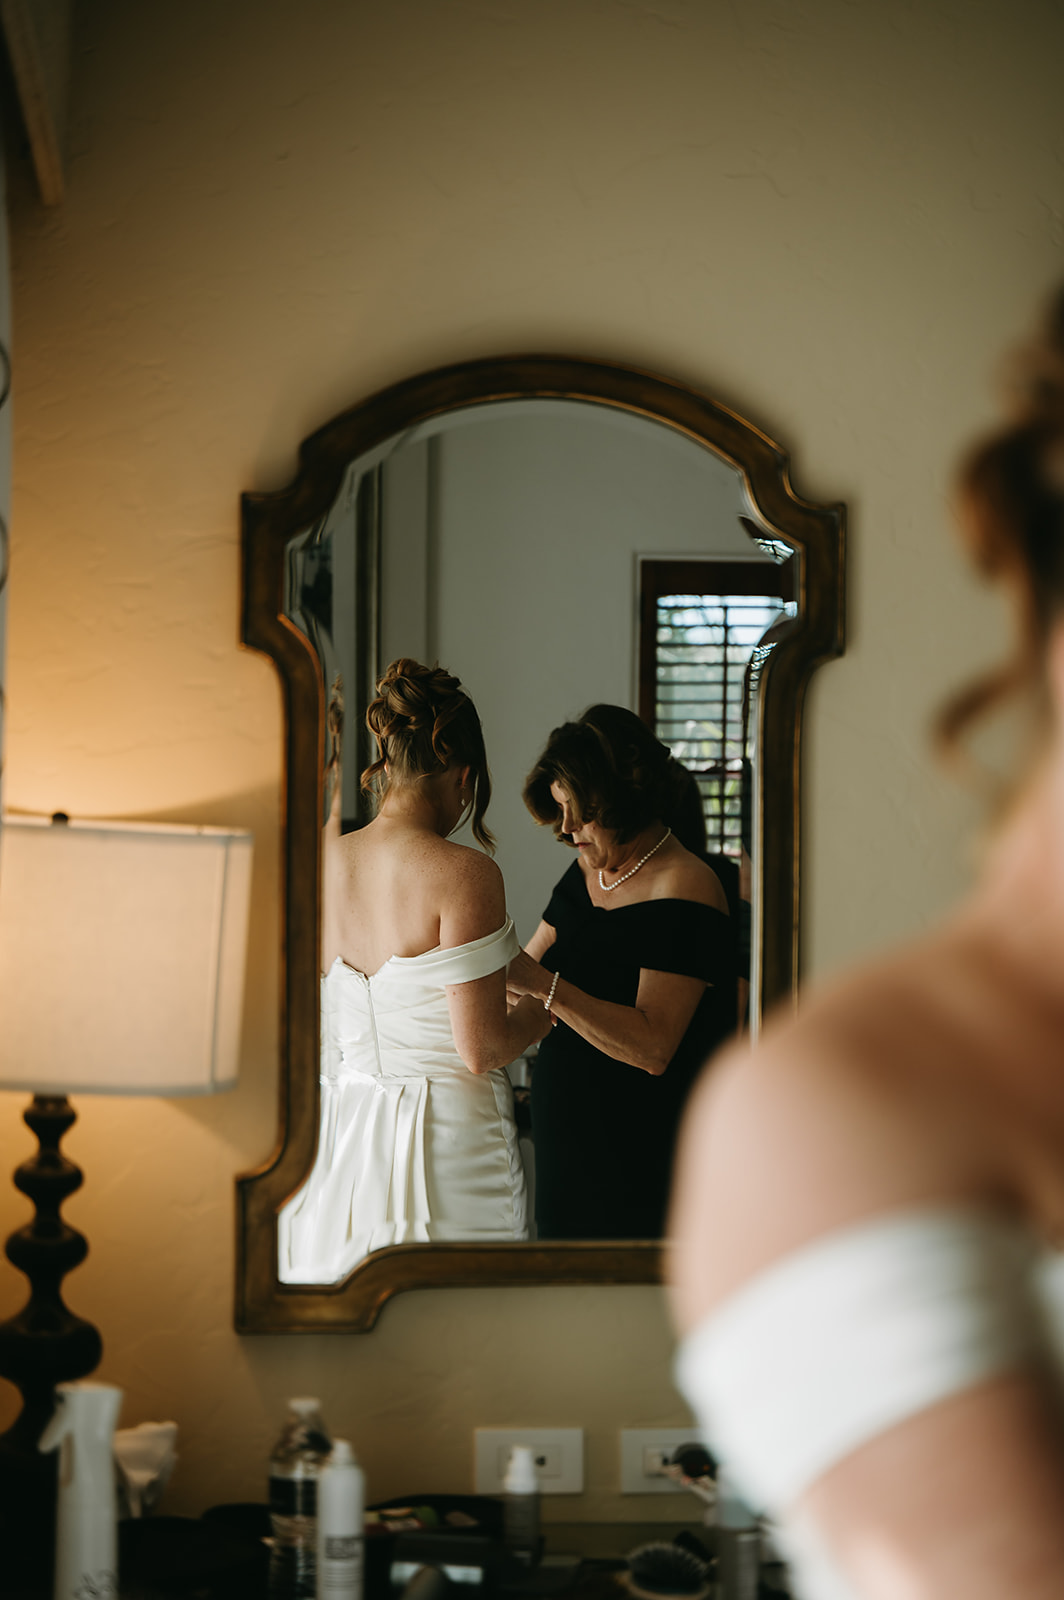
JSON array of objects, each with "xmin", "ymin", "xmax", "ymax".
[
  {"xmin": 323, "ymin": 819, "xmax": 489, "ymax": 977},
  {"xmin": 322, "ymin": 657, "xmax": 499, "ymax": 977}
]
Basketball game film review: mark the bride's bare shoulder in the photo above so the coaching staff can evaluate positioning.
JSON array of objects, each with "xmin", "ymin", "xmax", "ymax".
[
  {"xmin": 438, "ymin": 836, "xmax": 503, "ymax": 885},
  {"xmin": 434, "ymin": 839, "xmax": 506, "ymax": 934}
]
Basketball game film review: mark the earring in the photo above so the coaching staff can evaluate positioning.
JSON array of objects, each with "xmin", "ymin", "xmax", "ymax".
[{"xmin": 449, "ymin": 793, "xmax": 470, "ymax": 838}]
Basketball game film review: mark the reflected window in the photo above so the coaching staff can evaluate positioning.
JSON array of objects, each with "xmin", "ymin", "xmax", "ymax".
[{"xmin": 638, "ymin": 558, "xmax": 796, "ymax": 858}]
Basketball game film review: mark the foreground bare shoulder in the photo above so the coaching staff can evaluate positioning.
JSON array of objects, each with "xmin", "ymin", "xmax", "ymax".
[{"xmin": 669, "ymin": 938, "xmax": 999, "ymax": 1329}]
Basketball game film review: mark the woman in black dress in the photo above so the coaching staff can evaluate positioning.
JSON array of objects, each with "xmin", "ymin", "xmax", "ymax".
[{"xmin": 506, "ymin": 705, "xmax": 737, "ymax": 1239}]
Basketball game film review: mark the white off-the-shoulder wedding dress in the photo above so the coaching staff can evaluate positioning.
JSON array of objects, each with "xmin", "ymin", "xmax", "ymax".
[
  {"xmin": 278, "ymin": 918, "xmax": 528, "ymax": 1284},
  {"xmin": 675, "ymin": 1206, "xmax": 1064, "ymax": 1600}
]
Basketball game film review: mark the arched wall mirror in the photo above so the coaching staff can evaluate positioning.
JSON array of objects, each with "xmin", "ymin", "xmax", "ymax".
[{"xmin": 236, "ymin": 356, "xmax": 845, "ymax": 1333}]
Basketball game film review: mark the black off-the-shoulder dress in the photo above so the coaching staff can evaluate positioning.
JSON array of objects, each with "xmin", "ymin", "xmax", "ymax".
[{"xmin": 530, "ymin": 860, "xmax": 737, "ymax": 1240}]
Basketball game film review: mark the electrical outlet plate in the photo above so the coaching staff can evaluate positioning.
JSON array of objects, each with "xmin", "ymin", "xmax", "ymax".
[
  {"xmin": 474, "ymin": 1428, "xmax": 584, "ymax": 1495},
  {"xmin": 619, "ymin": 1427, "xmax": 704, "ymax": 1494}
]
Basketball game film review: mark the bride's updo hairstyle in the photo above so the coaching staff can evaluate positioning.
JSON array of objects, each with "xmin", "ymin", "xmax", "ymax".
[
  {"xmin": 362, "ymin": 658, "xmax": 494, "ymax": 850},
  {"xmin": 937, "ymin": 284, "xmax": 1064, "ymax": 756},
  {"xmin": 524, "ymin": 703, "xmax": 690, "ymax": 846}
]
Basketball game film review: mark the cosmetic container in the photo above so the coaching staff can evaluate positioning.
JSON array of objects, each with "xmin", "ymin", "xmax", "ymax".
[
  {"xmin": 502, "ymin": 1443, "xmax": 540, "ymax": 1562},
  {"xmin": 317, "ymin": 1439, "xmax": 364, "ymax": 1600}
]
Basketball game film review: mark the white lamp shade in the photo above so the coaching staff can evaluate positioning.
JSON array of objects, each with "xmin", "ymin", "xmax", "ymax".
[{"xmin": 0, "ymin": 816, "xmax": 253, "ymax": 1095}]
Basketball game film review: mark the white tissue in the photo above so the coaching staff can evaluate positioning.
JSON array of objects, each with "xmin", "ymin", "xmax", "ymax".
[{"xmin": 114, "ymin": 1421, "xmax": 178, "ymax": 1518}]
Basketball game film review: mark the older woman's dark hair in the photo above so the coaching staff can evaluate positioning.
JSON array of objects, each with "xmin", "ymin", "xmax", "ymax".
[
  {"xmin": 362, "ymin": 658, "xmax": 494, "ymax": 850},
  {"xmin": 524, "ymin": 704, "xmax": 690, "ymax": 845}
]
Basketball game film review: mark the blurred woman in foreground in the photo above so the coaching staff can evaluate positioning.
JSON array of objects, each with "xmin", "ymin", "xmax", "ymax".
[{"xmin": 670, "ymin": 286, "xmax": 1064, "ymax": 1600}]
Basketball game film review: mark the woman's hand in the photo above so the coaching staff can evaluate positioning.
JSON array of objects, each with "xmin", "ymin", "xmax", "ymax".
[
  {"xmin": 506, "ymin": 949, "xmax": 552, "ymax": 1004},
  {"xmin": 515, "ymin": 958, "xmax": 706, "ymax": 1074},
  {"xmin": 510, "ymin": 991, "xmax": 552, "ymax": 1045},
  {"xmin": 508, "ymin": 920, "xmax": 707, "ymax": 1074}
]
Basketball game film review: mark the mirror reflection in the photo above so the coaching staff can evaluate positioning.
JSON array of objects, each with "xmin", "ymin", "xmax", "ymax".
[{"xmin": 276, "ymin": 400, "xmax": 795, "ymax": 1284}]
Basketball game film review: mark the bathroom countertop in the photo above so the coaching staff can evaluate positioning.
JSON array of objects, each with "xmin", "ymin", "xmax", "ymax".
[
  {"xmin": 7, "ymin": 1517, "xmax": 717, "ymax": 1600},
  {"xmin": 386, "ymin": 1521, "xmax": 717, "ymax": 1600},
  {"xmin": 541, "ymin": 1521, "xmax": 710, "ymax": 1556}
]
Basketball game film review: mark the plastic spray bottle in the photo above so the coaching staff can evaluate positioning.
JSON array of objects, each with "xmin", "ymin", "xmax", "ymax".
[{"xmin": 38, "ymin": 1380, "xmax": 123, "ymax": 1600}]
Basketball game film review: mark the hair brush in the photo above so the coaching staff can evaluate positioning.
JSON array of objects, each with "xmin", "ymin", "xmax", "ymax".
[{"xmin": 622, "ymin": 1541, "xmax": 712, "ymax": 1600}]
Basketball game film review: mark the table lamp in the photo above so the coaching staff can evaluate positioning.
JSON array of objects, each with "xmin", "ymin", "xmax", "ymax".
[{"xmin": 0, "ymin": 814, "xmax": 253, "ymax": 1522}]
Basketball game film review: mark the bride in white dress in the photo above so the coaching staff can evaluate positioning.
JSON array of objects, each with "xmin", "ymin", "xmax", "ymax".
[
  {"xmin": 670, "ymin": 285, "xmax": 1064, "ymax": 1600},
  {"xmin": 279, "ymin": 659, "xmax": 550, "ymax": 1285}
]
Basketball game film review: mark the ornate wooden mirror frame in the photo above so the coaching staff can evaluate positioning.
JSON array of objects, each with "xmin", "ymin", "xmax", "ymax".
[{"xmin": 235, "ymin": 355, "xmax": 845, "ymax": 1333}]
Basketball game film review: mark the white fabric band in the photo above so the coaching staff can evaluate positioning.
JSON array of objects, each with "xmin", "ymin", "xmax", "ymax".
[
  {"xmin": 675, "ymin": 1206, "xmax": 1042, "ymax": 1514},
  {"xmin": 386, "ymin": 918, "xmax": 521, "ymax": 987}
]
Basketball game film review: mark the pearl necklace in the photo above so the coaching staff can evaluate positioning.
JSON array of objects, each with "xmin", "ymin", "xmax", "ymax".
[{"xmin": 598, "ymin": 827, "xmax": 672, "ymax": 893}]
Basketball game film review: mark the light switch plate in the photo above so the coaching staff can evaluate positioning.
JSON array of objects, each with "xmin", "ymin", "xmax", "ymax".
[
  {"xmin": 474, "ymin": 1427, "xmax": 584, "ymax": 1494},
  {"xmin": 619, "ymin": 1427, "xmax": 704, "ymax": 1493}
]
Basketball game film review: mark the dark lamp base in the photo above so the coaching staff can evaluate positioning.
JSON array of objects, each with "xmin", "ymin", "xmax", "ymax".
[{"xmin": 0, "ymin": 1093, "xmax": 104, "ymax": 1595}]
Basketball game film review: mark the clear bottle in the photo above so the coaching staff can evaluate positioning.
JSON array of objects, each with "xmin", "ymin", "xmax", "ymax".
[
  {"xmin": 268, "ymin": 1397, "xmax": 333, "ymax": 1600},
  {"xmin": 316, "ymin": 1439, "xmax": 364, "ymax": 1600}
]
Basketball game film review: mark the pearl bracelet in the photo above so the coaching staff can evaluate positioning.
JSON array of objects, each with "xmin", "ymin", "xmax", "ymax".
[{"xmin": 544, "ymin": 970, "xmax": 560, "ymax": 1011}]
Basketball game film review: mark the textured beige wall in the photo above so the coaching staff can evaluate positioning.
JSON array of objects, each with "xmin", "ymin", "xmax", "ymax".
[{"xmin": 1, "ymin": 0, "xmax": 1061, "ymax": 1520}]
